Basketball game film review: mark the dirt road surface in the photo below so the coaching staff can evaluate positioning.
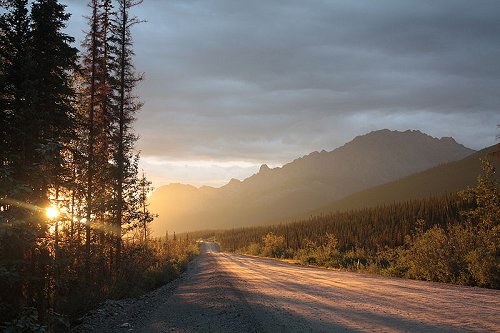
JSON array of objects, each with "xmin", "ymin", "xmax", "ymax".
[{"xmin": 84, "ymin": 242, "xmax": 500, "ymax": 332}]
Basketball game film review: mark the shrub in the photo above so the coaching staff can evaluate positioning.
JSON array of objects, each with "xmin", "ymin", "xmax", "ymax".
[
  {"xmin": 261, "ymin": 233, "xmax": 287, "ymax": 258},
  {"xmin": 295, "ymin": 239, "xmax": 318, "ymax": 265},
  {"xmin": 341, "ymin": 248, "xmax": 369, "ymax": 270},
  {"xmin": 246, "ymin": 242, "xmax": 262, "ymax": 256},
  {"xmin": 403, "ymin": 225, "xmax": 452, "ymax": 282},
  {"xmin": 316, "ymin": 233, "xmax": 342, "ymax": 268}
]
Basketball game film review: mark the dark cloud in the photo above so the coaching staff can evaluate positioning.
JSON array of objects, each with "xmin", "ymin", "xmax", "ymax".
[{"xmin": 64, "ymin": 0, "xmax": 499, "ymax": 185}]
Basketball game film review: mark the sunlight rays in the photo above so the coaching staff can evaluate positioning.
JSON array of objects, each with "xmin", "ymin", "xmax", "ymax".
[
  {"xmin": 46, "ymin": 206, "xmax": 60, "ymax": 219},
  {"xmin": 0, "ymin": 197, "xmax": 44, "ymax": 213}
]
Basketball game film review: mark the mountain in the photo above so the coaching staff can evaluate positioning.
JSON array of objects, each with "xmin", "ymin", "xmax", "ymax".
[
  {"xmin": 309, "ymin": 144, "xmax": 500, "ymax": 216},
  {"xmin": 149, "ymin": 129, "xmax": 475, "ymax": 235}
]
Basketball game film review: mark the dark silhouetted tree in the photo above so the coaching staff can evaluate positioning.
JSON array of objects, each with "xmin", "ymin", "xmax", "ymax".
[
  {"xmin": 110, "ymin": 0, "xmax": 143, "ymax": 264},
  {"xmin": 0, "ymin": 1, "xmax": 32, "ymax": 323}
]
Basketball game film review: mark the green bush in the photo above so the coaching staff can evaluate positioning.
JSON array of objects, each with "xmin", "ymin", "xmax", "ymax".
[
  {"xmin": 390, "ymin": 221, "xmax": 498, "ymax": 288},
  {"xmin": 464, "ymin": 228, "xmax": 499, "ymax": 288},
  {"xmin": 295, "ymin": 239, "xmax": 318, "ymax": 265},
  {"xmin": 245, "ymin": 242, "xmax": 262, "ymax": 256},
  {"xmin": 317, "ymin": 233, "xmax": 342, "ymax": 268},
  {"xmin": 403, "ymin": 225, "xmax": 451, "ymax": 282},
  {"xmin": 340, "ymin": 248, "xmax": 369, "ymax": 270},
  {"xmin": 110, "ymin": 239, "xmax": 199, "ymax": 299},
  {"xmin": 261, "ymin": 233, "xmax": 287, "ymax": 258}
]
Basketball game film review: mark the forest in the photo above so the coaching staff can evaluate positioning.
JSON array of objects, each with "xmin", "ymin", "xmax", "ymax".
[
  {"xmin": 193, "ymin": 158, "xmax": 499, "ymax": 289},
  {"xmin": 0, "ymin": 0, "xmax": 197, "ymax": 331}
]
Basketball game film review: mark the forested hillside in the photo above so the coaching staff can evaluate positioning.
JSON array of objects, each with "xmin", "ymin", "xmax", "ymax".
[
  {"xmin": 309, "ymin": 145, "xmax": 500, "ymax": 216},
  {"xmin": 193, "ymin": 194, "xmax": 467, "ymax": 255}
]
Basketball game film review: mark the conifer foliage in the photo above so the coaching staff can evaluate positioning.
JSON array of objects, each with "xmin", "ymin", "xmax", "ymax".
[
  {"xmin": 0, "ymin": 1, "xmax": 185, "ymax": 330},
  {"xmin": 111, "ymin": 0, "xmax": 144, "ymax": 263}
]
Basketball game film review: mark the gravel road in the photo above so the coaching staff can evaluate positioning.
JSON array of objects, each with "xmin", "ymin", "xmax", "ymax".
[{"xmin": 76, "ymin": 242, "xmax": 500, "ymax": 332}]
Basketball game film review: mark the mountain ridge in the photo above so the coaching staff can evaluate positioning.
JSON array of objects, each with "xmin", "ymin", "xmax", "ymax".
[
  {"xmin": 149, "ymin": 129, "xmax": 475, "ymax": 235},
  {"xmin": 307, "ymin": 144, "xmax": 499, "ymax": 217}
]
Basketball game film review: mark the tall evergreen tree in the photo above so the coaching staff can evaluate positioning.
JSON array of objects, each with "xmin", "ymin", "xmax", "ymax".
[
  {"xmin": 81, "ymin": 0, "xmax": 101, "ymax": 282},
  {"xmin": 93, "ymin": 0, "xmax": 114, "ymax": 251},
  {"xmin": 28, "ymin": 0, "xmax": 77, "ymax": 321},
  {"xmin": 80, "ymin": 0, "xmax": 115, "ymax": 282},
  {"xmin": 137, "ymin": 170, "xmax": 155, "ymax": 245},
  {"xmin": 1, "ymin": 0, "xmax": 77, "ymax": 323},
  {"xmin": 0, "ymin": 0, "xmax": 31, "ymax": 197},
  {"xmin": 29, "ymin": 0, "xmax": 78, "ymax": 202},
  {"xmin": 111, "ymin": 0, "xmax": 143, "ymax": 263},
  {"xmin": 0, "ymin": 1, "xmax": 32, "ymax": 323}
]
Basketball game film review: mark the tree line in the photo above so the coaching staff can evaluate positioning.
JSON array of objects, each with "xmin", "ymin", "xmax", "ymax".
[
  {"xmin": 0, "ymin": 1, "xmax": 196, "ymax": 330},
  {"xmin": 204, "ymin": 194, "xmax": 467, "ymax": 253},
  {"xmin": 195, "ymin": 158, "xmax": 499, "ymax": 289}
]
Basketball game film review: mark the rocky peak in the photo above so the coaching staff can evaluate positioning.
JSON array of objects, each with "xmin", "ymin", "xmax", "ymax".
[{"xmin": 259, "ymin": 164, "xmax": 271, "ymax": 173}]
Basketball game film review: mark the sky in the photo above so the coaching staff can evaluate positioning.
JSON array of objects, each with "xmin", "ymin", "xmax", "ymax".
[{"xmin": 63, "ymin": 0, "xmax": 500, "ymax": 188}]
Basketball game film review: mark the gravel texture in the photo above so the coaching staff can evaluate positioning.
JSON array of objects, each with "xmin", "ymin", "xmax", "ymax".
[{"xmin": 74, "ymin": 242, "xmax": 500, "ymax": 333}]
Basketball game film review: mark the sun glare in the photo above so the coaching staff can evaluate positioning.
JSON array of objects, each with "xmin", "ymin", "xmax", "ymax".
[{"xmin": 46, "ymin": 206, "xmax": 60, "ymax": 220}]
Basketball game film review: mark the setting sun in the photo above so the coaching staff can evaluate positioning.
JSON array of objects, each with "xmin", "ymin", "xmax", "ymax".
[{"xmin": 45, "ymin": 206, "xmax": 59, "ymax": 220}]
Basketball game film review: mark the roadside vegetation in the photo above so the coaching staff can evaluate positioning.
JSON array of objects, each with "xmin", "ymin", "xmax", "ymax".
[
  {"xmin": 197, "ymin": 158, "xmax": 499, "ymax": 289},
  {"xmin": 1, "ymin": 231, "xmax": 198, "ymax": 332}
]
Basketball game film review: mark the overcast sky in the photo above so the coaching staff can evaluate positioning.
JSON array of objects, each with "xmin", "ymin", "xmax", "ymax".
[{"xmin": 63, "ymin": 0, "xmax": 500, "ymax": 188}]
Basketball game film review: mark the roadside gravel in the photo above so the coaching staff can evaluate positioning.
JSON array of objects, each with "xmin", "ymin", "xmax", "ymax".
[
  {"xmin": 72, "ymin": 263, "xmax": 187, "ymax": 333},
  {"xmin": 74, "ymin": 242, "xmax": 500, "ymax": 333}
]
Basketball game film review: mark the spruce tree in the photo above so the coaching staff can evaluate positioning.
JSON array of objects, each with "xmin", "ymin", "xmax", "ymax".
[
  {"xmin": 1, "ymin": 0, "xmax": 77, "ymax": 323},
  {"xmin": 29, "ymin": 0, "xmax": 77, "ymax": 202},
  {"xmin": 81, "ymin": 0, "xmax": 115, "ymax": 282},
  {"xmin": 0, "ymin": 0, "xmax": 31, "ymax": 196},
  {"xmin": 81, "ymin": 0, "xmax": 101, "ymax": 283},
  {"xmin": 111, "ymin": 0, "xmax": 143, "ymax": 264},
  {"xmin": 28, "ymin": 0, "xmax": 77, "ymax": 321},
  {"xmin": 138, "ymin": 170, "xmax": 155, "ymax": 246},
  {"xmin": 0, "ymin": 0, "xmax": 33, "ymax": 323},
  {"xmin": 93, "ymin": 0, "xmax": 114, "ymax": 251}
]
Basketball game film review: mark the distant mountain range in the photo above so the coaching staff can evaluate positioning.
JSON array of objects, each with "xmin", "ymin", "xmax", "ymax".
[
  {"xmin": 149, "ymin": 129, "xmax": 477, "ymax": 235},
  {"xmin": 309, "ymin": 144, "xmax": 500, "ymax": 217}
]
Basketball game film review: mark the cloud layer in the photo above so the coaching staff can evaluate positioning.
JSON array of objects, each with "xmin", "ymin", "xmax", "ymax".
[{"xmin": 64, "ymin": 0, "xmax": 500, "ymax": 186}]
